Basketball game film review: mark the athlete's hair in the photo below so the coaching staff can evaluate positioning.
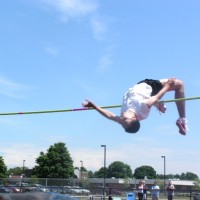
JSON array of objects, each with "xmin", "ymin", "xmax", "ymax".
[{"xmin": 125, "ymin": 120, "xmax": 140, "ymax": 133}]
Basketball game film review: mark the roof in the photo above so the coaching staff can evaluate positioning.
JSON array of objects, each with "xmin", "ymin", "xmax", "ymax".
[
  {"xmin": 89, "ymin": 178, "xmax": 196, "ymax": 186},
  {"xmin": 169, "ymin": 180, "xmax": 195, "ymax": 186}
]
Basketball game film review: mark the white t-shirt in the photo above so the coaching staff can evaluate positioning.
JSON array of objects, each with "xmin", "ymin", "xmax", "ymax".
[
  {"xmin": 138, "ymin": 185, "xmax": 143, "ymax": 193},
  {"xmin": 121, "ymin": 83, "xmax": 152, "ymax": 120},
  {"xmin": 151, "ymin": 185, "xmax": 160, "ymax": 196}
]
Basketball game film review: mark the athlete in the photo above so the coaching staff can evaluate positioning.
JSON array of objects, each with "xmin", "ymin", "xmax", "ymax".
[{"xmin": 82, "ymin": 78, "xmax": 188, "ymax": 135}]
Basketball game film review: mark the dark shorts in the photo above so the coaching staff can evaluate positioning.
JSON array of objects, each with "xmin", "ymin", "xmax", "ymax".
[{"xmin": 137, "ymin": 79, "xmax": 163, "ymax": 96}]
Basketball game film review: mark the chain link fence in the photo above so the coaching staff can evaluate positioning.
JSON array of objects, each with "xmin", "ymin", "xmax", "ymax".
[{"xmin": 0, "ymin": 178, "xmax": 199, "ymax": 200}]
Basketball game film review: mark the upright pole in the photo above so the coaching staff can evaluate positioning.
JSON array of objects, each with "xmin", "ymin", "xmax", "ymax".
[
  {"xmin": 22, "ymin": 160, "xmax": 25, "ymax": 177},
  {"xmin": 80, "ymin": 160, "xmax": 83, "ymax": 179},
  {"xmin": 101, "ymin": 145, "xmax": 106, "ymax": 200},
  {"xmin": 21, "ymin": 160, "xmax": 25, "ymax": 192},
  {"xmin": 161, "ymin": 156, "xmax": 166, "ymax": 194}
]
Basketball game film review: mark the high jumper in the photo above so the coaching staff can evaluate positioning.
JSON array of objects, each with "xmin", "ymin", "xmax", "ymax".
[{"xmin": 82, "ymin": 78, "xmax": 188, "ymax": 135}]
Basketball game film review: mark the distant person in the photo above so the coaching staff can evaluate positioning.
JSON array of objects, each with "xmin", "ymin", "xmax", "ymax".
[
  {"xmin": 108, "ymin": 195, "xmax": 113, "ymax": 200},
  {"xmin": 83, "ymin": 78, "xmax": 188, "ymax": 135},
  {"xmin": 143, "ymin": 181, "xmax": 148, "ymax": 200},
  {"xmin": 166, "ymin": 181, "xmax": 175, "ymax": 200},
  {"xmin": 151, "ymin": 182, "xmax": 160, "ymax": 200},
  {"xmin": 137, "ymin": 180, "xmax": 144, "ymax": 200}
]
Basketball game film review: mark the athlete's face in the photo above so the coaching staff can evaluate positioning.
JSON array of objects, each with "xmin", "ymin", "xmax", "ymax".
[{"xmin": 120, "ymin": 111, "xmax": 137, "ymax": 129}]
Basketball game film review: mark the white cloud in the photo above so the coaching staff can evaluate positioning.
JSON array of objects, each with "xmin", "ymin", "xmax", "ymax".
[
  {"xmin": 90, "ymin": 15, "xmax": 108, "ymax": 40},
  {"xmin": 2, "ymin": 143, "xmax": 43, "ymax": 169},
  {"xmin": 70, "ymin": 138, "xmax": 200, "ymax": 176},
  {"xmin": 71, "ymin": 148, "xmax": 103, "ymax": 170},
  {"xmin": 0, "ymin": 76, "xmax": 31, "ymax": 99},
  {"xmin": 40, "ymin": 0, "xmax": 112, "ymax": 41},
  {"xmin": 98, "ymin": 54, "xmax": 112, "ymax": 72},
  {"xmin": 45, "ymin": 47, "xmax": 60, "ymax": 57},
  {"xmin": 2, "ymin": 140, "xmax": 200, "ymax": 177},
  {"xmin": 39, "ymin": 0, "xmax": 116, "ymax": 69},
  {"xmin": 97, "ymin": 44, "xmax": 117, "ymax": 73},
  {"xmin": 41, "ymin": 0, "xmax": 98, "ymax": 21}
]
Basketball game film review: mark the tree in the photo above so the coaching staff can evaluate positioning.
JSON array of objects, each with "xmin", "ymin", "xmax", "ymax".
[
  {"xmin": 94, "ymin": 167, "xmax": 107, "ymax": 178},
  {"xmin": 157, "ymin": 173, "xmax": 176, "ymax": 180},
  {"xmin": 173, "ymin": 174, "xmax": 181, "ymax": 179},
  {"xmin": 157, "ymin": 172, "xmax": 199, "ymax": 181},
  {"xmin": 88, "ymin": 170, "xmax": 94, "ymax": 178},
  {"xmin": 133, "ymin": 165, "xmax": 156, "ymax": 179},
  {"xmin": 80, "ymin": 166, "xmax": 87, "ymax": 172},
  {"xmin": 0, "ymin": 157, "xmax": 7, "ymax": 178},
  {"xmin": 7, "ymin": 167, "xmax": 27, "ymax": 176},
  {"xmin": 194, "ymin": 180, "xmax": 200, "ymax": 189},
  {"xmin": 33, "ymin": 142, "xmax": 74, "ymax": 178},
  {"xmin": 181, "ymin": 172, "xmax": 199, "ymax": 180},
  {"xmin": 107, "ymin": 161, "xmax": 132, "ymax": 178}
]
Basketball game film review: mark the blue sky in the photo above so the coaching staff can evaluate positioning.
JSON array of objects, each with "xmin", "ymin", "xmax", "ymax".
[{"xmin": 1, "ymin": 0, "xmax": 200, "ymax": 177}]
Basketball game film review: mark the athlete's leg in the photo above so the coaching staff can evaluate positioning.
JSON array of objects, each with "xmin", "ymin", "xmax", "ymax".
[
  {"xmin": 160, "ymin": 78, "xmax": 186, "ymax": 118},
  {"xmin": 160, "ymin": 78, "xmax": 187, "ymax": 135}
]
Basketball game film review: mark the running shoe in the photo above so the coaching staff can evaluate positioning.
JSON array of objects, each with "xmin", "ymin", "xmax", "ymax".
[{"xmin": 176, "ymin": 118, "xmax": 188, "ymax": 135}]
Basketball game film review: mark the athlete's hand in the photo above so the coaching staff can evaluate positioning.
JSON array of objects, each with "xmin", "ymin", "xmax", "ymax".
[
  {"xmin": 167, "ymin": 78, "xmax": 176, "ymax": 86},
  {"xmin": 82, "ymin": 99, "xmax": 95, "ymax": 108}
]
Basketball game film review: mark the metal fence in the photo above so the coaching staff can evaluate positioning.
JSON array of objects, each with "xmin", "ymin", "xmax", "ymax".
[{"xmin": 0, "ymin": 178, "xmax": 200, "ymax": 200}]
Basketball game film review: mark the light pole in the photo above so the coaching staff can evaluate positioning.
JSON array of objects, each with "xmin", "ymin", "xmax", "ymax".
[
  {"xmin": 161, "ymin": 156, "xmax": 166, "ymax": 193},
  {"xmin": 20, "ymin": 160, "xmax": 25, "ymax": 191},
  {"xmin": 22, "ymin": 160, "xmax": 25, "ymax": 178},
  {"xmin": 80, "ymin": 160, "xmax": 83, "ymax": 180},
  {"xmin": 101, "ymin": 145, "xmax": 106, "ymax": 199}
]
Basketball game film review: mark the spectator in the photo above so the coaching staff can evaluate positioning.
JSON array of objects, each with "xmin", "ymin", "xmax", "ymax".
[
  {"xmin": 143, "ymin": 181, "xmax": 148, "ymax": 200},
  {"xmin": 151, "ymin": 182, "xmax": 160, "ymax": 200},
  {"xmin": 166, "ymin": 181, "xmax": 175, "ymax": 200},
  {"xmin": 138, "ymin": 180, "xmax": 144, "ymax": 200}
]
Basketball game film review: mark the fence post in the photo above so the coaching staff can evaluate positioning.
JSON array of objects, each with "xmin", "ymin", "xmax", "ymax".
[{"xmin": 89, "ymin": 195, "xmax": 94, "ymax": 200}]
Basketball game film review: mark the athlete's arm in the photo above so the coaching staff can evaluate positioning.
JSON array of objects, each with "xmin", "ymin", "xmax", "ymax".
[
  {"xmin": 82, "ymin": 99, "xmax": 121, "ymax": 123},
  {"xmin": 146, "ymin": 78, "xmax": 175, "ymax": 108}
]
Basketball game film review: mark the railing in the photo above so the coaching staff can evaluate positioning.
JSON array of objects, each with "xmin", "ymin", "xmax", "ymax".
[
  {"xmin": 0, "ymin": 178, "xmax": 199, "ymax": 200},
  {"xmin": 1, "ymin": 185, "xmax": 200, "ymax": 200}
]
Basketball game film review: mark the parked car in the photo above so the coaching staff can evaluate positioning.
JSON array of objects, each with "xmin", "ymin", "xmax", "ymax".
[
  {"xmin": 7, "ymin": 186, "xmax": 21, "ymax": 193},
  {"xmin": 31, "ymin": 184, "xmax": 50, "ymax": 192},
  {"xmin": 63, "ymin": 186, "xmax": 90, "ymax": 195},
  {"xmin": 0, "ymin": 186, "xmax": 13, "ymax": 193},
  {"xmin": 15, "ymin": 182, "xmax": 31, "ymax": 187},
  {"xmin": 81, "ymin": 188, "xmax": 91, "ymax": 195},
  {"xmin": 49, "ymin": 186, "xmax": 63, "ymax": 193},
  {"xmin": 62, "ymin": 186, "xmax": 71, "ymax": 194},
  {"xmin": 70, "ymin": 186, "xmax": 83, "ymax": 195},
  {"xmin": 14, "ymin": 182, "xmax": 37, "ymax": 192},
  {"xmin": 193, "ymin": 193, "xmax": 200, "ymax": 200}
]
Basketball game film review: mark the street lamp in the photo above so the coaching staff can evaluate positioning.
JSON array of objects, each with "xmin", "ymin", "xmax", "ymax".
[
  {"xmin": 22, "ymin": 160, "xmax": 25, "ymax": 178},
  {"xmin": 101, "ymin": 145, "xmax": 106, "ymax": 199},
  {"xmin": 161, "ymin": 156, "xmax": 166, "ymax": 192},
  {"xmin": 80, "ymin": 160, "xmax": 83, "ymax": 180},
  {"xmin": 20, "ymin": 160, "xmax": 25, "ymax": 191}
]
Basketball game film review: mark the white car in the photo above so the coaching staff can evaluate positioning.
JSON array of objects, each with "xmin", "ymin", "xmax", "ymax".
[
  {"xmin": 63, "ymin": 186, "xmax": 90, "ymax": 195},
  {"xmin": 31, "ymin": 184, "xmax": 50, "ymax": 192}
]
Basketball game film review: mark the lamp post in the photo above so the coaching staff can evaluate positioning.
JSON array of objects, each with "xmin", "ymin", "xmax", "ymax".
[
  {"xmin": 20, "ymin": 160, "xmax": 25, "ymax": 191},
  {"xmin": 22, "ymin": 160, "xmax": 25, "ymax": 178},
  {"xmin": 101, "ymin": 145, "xmax": 106, "ymax": 199},
  {"xmin": 161, "ymin": 156, "xmax": 166, "ymax": 193},
  {"xmin": 80, "ymin": 160, "xmax": 83, "ymax": 180}
]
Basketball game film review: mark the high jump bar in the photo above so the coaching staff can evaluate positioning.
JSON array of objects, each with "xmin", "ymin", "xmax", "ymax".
[{"xmin": 0, "ymin": 96, "xmax": 199, "ymax": 116}]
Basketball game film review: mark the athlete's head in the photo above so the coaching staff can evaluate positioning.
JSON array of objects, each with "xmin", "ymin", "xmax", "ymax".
[
  {"xmin": 120, "ymin": 111, "xmax": 140, "ymax": 133},
  {"xmin": 124, "ymin": 120, "xmax": 140, "ymax": 133}
]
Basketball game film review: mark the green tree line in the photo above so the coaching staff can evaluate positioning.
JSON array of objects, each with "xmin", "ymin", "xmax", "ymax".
[{"xmin": 1, "ymin": 142, "xmax": 199, "ymax": 181}]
